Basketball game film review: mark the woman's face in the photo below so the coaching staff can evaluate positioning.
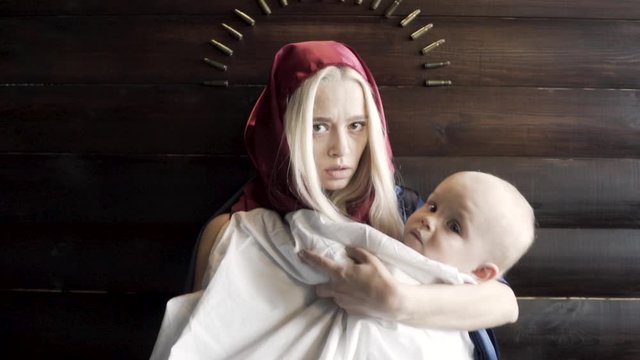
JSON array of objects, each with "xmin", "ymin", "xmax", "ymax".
[{"xmin": 312, "ymin": 78, "xmax": 369, "ymax": 191}]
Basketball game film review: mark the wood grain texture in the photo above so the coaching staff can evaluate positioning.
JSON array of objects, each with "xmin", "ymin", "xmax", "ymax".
[
  {"xmin": 2, "ymin": 85, "xmax": 639, "ymax": 157},
  {"xmin": 0, "ymin": 291, "xmax": 168, "ymax": 359},
  {"xmin": 496, "ymin": 299, "xmax": 640, "ymax": 360},
  {"xmin": 3, "ymin": 0, "xmax": 640, "ymax": 19},
  {"xmin": 509, "ymin": 229, "xmax": 640, "ymax": 297},
  {"xmin": 0, "ymin": 154, "xmax": 254, "ymax": 223},
  {"xmin": 0, "ymin": 223, "xmax": 199, "ymax": 293},
  {"xmin": 2, "ymin": 16, "xmax": 639, "ymax": 87}
]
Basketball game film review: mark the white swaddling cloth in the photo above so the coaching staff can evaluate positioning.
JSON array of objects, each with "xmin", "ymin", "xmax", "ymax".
[{"xmin": 151, "ymin": 208, "xmax": 476, "ymax": 360}]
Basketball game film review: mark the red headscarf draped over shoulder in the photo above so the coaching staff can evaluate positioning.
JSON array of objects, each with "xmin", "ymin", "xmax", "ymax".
[{"xmin": 231, "ymin": 41, "xmax": 394, "ymax": 221}]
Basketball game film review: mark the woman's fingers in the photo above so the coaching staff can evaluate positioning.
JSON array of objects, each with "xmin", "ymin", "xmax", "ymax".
[
  {"xmin": 345, "ymin": 246, "xmax": 373, "ymax": 264},
  {"xmin": 298, "ymin": 249, "xmax": 342, "ymax": 275}
]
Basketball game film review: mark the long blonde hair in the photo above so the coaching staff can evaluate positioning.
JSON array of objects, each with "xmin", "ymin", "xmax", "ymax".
[{"xmin": 284, "ymin": 66, "xmax": 404, "ymax": 239}]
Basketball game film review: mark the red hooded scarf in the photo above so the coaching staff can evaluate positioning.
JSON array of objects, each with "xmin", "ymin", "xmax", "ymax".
[{"xmin": 231, "ymin": 41, "xmax": 394, "ymax": 222}]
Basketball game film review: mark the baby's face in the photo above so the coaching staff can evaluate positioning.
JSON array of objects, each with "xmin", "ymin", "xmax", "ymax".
[{"xmin": 403, "ymin": 172, "xmax": 517, "ymax": 273}]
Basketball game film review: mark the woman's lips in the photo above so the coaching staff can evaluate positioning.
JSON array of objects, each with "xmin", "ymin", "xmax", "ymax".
[{"xmin": 325, "ymin": 167, "xmax": 351, "ymax": 179}]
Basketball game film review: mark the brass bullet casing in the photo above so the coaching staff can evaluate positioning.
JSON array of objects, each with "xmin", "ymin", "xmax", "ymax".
[
  {"xmin": 258, "ymin": 0, "xmax": 272, "ymax": 15},
  {"xmin": 280, "ymin": 0, "xmax": 288, "ymax": 6},
  {"xmin": 371, "ymin": 0, "xmax": 381, "ymax": 10},
  {"xmin": 410, "ymin": 23, "xmax": 433, "ymax": 40},
  {"xmin": 203, "ymin": 58, "xmax": 228, "ymax": 71},
  {"xmin": 400, "ymin": 9, "xmax": 420, "ymax": 27},
  {"xmin": 425, "ymin": 80, "xmax": 452, "ymax": 87},
  {"xmin": 210, "ymin": 39, "xmax": 233, "ymax": 56},
  {"xmin": 421, "ymin": 39, "xmax": 445, "ymax": 55},
  {"xmin": 385, "ymin": 0, "xmax": 402, "ymax": 18},
  {"xmin": 355, "ymin": 0, "xmax": 363, "ymax": 4},
  {"xmin": 423, "ymin": 61, "xmax": 451, "ymax": 69},
  {"xmin": 221, "ymin": 23, "xmax": 243, "ymax": 40},
  {"xmin": 234, "ymin": 9, "xmax": 256, "ymax": 26},
  {"xmin": 202, "ymin": 80, "xmax": 229, "ymax": 87}
]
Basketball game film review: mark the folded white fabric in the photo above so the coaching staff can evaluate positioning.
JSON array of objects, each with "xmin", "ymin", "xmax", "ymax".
[{"xmin": 151, "ymin": 209, "xmax": 475, "ymax": 360}]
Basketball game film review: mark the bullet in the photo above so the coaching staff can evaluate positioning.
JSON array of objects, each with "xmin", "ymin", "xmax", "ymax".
[
  {"xmin": 423, "ymin": 61, "xmax": 451, "ymax": 69},
  {"xmin": 400, "ymin": 9, "xmax": 420, "ymax": 27},
  {"xmin": 385, "ymin": 0, "xmax": 402, "ymax": 18},
  {"xmin": 203, "ymin": 58, "xmax": 228, "ymax": 71},
  {"xmin": 355, "ymin": 0, "xmax": 363, "ymax": 4},
  {"xmin": 421, "ymin": 39, "xmax": 445, "ymax": 55},
  {"xmin": 410, "ymin": 23, "xmax": 433, "ymax": 40},
  {"xmin": 221, "ymin": 23, "xmax": 243, "ymax": 40},
  {"xmin": 425, "ymin": 80, "xmax": 452, "ymax": 87},
  {"xmin": 234, "ymin": 9, "xmax": 256, "ymax": 26},
  {"xmin": 258, "ymin": 0, "xmax": 272, "ymax": 15},
  {"xmin": 202, "ymin": 80, "xmax": 229, "ymax": 87},
  {"xmin": 280, "ymin": 0, "xmax": 288, "ymax": 6},
  {"xmin": 210, "ymin": 39, "xmax": 233, "ymax": 56}
]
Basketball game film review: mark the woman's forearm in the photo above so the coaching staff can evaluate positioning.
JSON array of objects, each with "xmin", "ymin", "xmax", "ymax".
[{"xmin": 393, "ymin": 280, "xmax": 519, "ymax": 330}]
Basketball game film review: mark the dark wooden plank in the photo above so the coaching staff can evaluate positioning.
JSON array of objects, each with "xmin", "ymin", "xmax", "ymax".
[
  {"xmin": 2, "ymin": 16, "xmax": 639, "ymax": 88},
  {"xmin": 385, "ymin": 87, "xmax": 640, "ymax": 158},
  {"xmin": 0, "ymin": 85, "xmax": 258, "ymax": 155},
  {"xmin": 509, "ymin": 229, "xmax": 640, "ymax": 297},
  {"xmin": 395, "ymin": 157, "xmax": 640, "ymax": 228},
  {"xmin": 496, "ymin": 299, "xmax": 640, "ymax": 360},
  {"xmin": 0, "ymin": 154, "xmax": 254, "ymax": 223},
  {"xmin": 3, "ymin": 0, "xmax": 640, "ymax": 19},
  {"xmin": 0, "ymin": 291, "xmax": 169, "ymax": 359},
  {"xmin": 0, "ymin": 223, "xmax": 199, "ymax": 293},
  {"xmin": 2, "ymin": 85, "xmax": 639, "ymax": 158}
]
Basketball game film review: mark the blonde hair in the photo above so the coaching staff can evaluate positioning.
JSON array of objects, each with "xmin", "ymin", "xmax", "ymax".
[{"xmin": 284, "ymin": 66, "xmax": 404, "ymax": 239}]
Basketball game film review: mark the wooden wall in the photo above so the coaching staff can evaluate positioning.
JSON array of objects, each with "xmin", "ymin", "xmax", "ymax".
[{"xmin": 1, "ymin": 0, "xmax": 639, "ymax": 358}]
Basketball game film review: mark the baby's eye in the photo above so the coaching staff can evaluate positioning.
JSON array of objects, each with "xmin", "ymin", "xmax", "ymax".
[
  {"xmin": 348, "ymin": 121, "xmax": 366, "ymax": 131},
  {"xmin": 448, "ymin": 221, "xmax": 461, "ymax": 234},
  {"xmin": 427, "ymin": 202, "xmax": 437, "ymax": 213},
  {"xmin": 313, "ymin": 123, "xmax": 329, "ymax": 133}
]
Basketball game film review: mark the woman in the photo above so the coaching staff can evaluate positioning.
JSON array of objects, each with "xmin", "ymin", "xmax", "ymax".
[{"xmin": 191, "ymin": 41, "xmax": 516, "ymax": 358}]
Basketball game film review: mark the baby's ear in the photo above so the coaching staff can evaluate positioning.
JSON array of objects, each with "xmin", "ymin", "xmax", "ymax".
[{"xmin": 471, "ymin": 263, "xmax": 499, "ymax": 282}]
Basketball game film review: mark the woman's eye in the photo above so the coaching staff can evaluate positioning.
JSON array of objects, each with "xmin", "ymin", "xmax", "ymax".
[
  {"xmin": 448, "ymin": 221, "xmax": 461, "ymax": 234},
  {"xmin": 348, "ymin": 121, "xmax": 366, "ymax": 131},
  {"xmin": 313, "ymin": 123, "xmax": 329, "ymax": 133},
  {"xmin": 427, "ymin": 203, "xmax": 437, "ymax": 213}
]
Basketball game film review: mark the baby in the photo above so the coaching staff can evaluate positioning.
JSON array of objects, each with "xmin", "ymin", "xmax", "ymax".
[{"xmin": 402, "ymin": 170, "xmax": 535, "ymax": 281}]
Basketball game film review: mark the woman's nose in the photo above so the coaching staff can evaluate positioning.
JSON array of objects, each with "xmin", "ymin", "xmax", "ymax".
[{"xmin": 328, "ymin": 128, "xmax": 351, "ymax": 157}]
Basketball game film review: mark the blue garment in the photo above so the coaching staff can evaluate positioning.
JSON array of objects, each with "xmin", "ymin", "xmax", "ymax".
[{"xmin": 395, "ymin": 185, "xmax": 500, "ymax": 360}]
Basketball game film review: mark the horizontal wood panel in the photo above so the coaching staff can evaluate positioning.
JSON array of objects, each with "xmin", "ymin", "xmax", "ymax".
[
  {"xmin": 395, "ymin": 157, "xmax": 640, "ymax": 228},
  {"xmin": 2, "ymin": 292, "xmax": 638, "ymax": 359},
  {"xmin": 508, "ymin": 229, "xmax": 640, "ymax": 297},
  {"xmin": 0, "ymin": 154, "xmax": 254, "ymax": 223},
  {"xmin": 3, "ymin": 225, "xmax": 639, "ymax": 297},
  {"xmin": 0, "ymin": 224, "xmax": 199, "ymax": 293},
  {"xmin": 0, "ymin": 291, "xmax": 168, "ymax": 359},
  {"xmin": 2, "ymin": 85, "xmax": 639, "ymax": 158},
  {"xmin": 496, "ymin": 298, "xmax": 640, "ymax": 360},
  {"xmin": 2, "ymin": 16, "xmax": 639, "ymax": 88},
  {"xmin": 1, "ymin": 155, "xmax": 638, "ymax": 227},
  {"xmin": 0, "ymin": 85, "xmax": 257, "ymax": 155},
  {"xmin": 3, "ymin": 0, "xmax": 640, "ymax": 19}
]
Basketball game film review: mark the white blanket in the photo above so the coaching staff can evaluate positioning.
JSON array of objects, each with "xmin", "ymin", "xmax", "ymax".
[{"xmin": 151, "ymin": 209, "xmax": 475, "ymax": 360}]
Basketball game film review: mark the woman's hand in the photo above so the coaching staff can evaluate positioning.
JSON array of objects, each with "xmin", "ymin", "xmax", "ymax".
[{"xmin": 299, "ymin": 246, "xmax": 403, "ymax": 320}]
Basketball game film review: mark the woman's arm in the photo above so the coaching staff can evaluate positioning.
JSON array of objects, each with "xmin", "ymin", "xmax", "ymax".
[
  {"xmin": 299, "ymin": 246, "xmax": 518, "ymax": 330},
  {"xmin": 193, "ymin": 213, "xmax": 231, "ymax": 291}
]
